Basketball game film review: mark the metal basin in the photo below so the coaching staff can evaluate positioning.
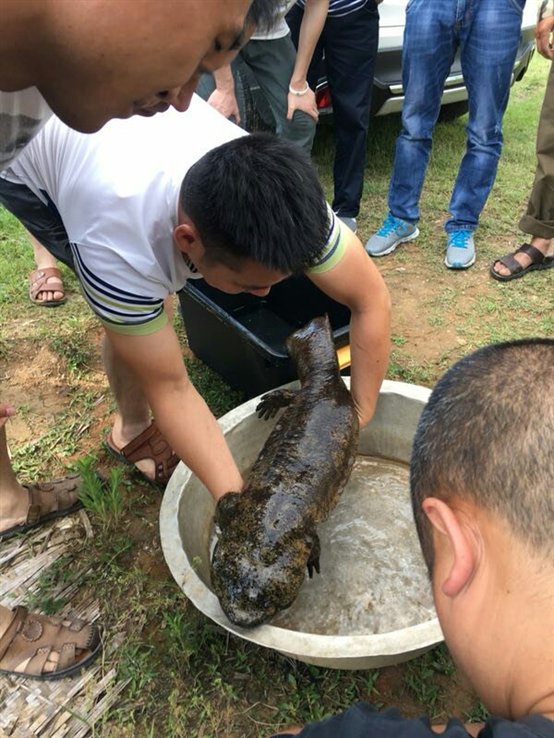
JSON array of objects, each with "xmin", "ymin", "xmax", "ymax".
[{"xmin": 160, "ymin": 379, "xmax": 443, "ymax": 670}]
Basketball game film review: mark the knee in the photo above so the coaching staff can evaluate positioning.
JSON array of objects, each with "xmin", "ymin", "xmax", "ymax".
[{"xmin": 466, "ymin": 122, "xmax": 503, "ymax": 155}]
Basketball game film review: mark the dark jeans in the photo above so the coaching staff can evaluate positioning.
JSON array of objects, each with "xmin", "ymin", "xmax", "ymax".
[{"xmin": 287, "ymin": 1, "xmax": 380, "ymax": 218}]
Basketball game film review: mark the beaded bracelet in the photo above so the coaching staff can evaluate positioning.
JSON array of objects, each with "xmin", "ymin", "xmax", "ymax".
[{"xmin": 288, "ymin": 82, "xmax": 309, "ymax": 96}]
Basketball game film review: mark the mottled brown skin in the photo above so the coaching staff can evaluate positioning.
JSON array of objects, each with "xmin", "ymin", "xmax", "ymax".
[{"xmin": 211, "ymin": 315, "xmax": 359, "ymax": 627}]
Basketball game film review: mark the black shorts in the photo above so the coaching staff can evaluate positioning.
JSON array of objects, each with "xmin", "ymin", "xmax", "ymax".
[{"xmin": 0, "ymin": 176, "xmax": 74, "ymax": 270}]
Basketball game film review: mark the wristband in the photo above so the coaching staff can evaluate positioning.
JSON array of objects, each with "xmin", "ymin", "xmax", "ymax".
[{"xmin": 289, "ymin": 82, "xmax": 309, "ymax": 96}]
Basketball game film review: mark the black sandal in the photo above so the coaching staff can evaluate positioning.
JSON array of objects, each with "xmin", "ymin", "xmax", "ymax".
[{"xmin": 490, "ymin": 242, "xmax": 554, "ymax": 282}]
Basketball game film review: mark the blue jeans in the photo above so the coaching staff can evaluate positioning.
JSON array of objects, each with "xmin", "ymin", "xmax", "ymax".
[{"xmin": 388, "ymin": 0, "xmax": 525, "ymax": 233}]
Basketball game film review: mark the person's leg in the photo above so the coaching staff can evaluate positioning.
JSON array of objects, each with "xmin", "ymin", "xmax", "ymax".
[
  {"xmin": 241, "ymin": 36, "xmax": 316, "ymax": 155},
  {"xmin": 492, "ymin": 60, "xmax": 554, "ymax": 278},
  {"xmin": 102, "ymin": 334, "xmax": 154, "ymax": 479},
  {"xmin": 387, "ymin": 0, "xmax": 457, "ymax": 224},
  {"xmin": 29, "ymin": 233, "xmax": 65, "ymax": 305},
  {"xmin": 0, "ymin": 182, "xmax": 101, "ymax": 679},
  {"xmin": 0, "ymin": 180, "xmax": 84, "ymax": 538},
  {"xmin": 321, "ymin": 2, "xmax": 379, "ymax": 219},
  {"xmin": 0, "ymin": 424, "xmax": 29, "ymax": 531},
  {"xmin": 0, "ymin": 178, "xmax": 174, "ymax": 485},
  {"xmin": 445, "ymin": 0, "xmax": 524, "ymax": 234},
  {"xmin": 519, "ymin": 60, "xmax": 554, "ymax": 242},
  {"xmin": 102, "ymin": 297, "xmax": 178, "ymax": 486}
]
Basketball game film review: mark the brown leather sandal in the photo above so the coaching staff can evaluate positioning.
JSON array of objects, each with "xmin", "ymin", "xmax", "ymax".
[
  {"xmin": 490, "ymin": 243, "xmax": 554, "ymax": 282},
  {"xmin": 0, "ymin": 475, "xmax": 84, "ymax": 542},
  {"xmin": 28, "ymin": 267, "xmax": 66, "ymax": 306},
  {"xmin": 0, "ymin": 606, "xmax": 101, "ymax": 681},
  {"xmin": 105, "ymin": 421, "xmax": 179, "ymax": 489}
]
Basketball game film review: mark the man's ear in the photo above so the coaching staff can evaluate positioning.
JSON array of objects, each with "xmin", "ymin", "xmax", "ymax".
[
  {"xmin": 173, "ymin": 222, "xmax": 196, "ymax": 255},
  {"xmin": 422, "ymin": 497, "xmax": 478, "ymax": 598}
]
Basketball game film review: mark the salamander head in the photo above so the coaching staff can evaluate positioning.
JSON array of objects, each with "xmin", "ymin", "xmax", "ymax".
[{"xmin": 211, "ymin": 533, "xmax": 310, "ymax": 627}]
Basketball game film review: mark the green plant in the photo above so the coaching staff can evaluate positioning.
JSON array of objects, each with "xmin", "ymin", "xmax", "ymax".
[
  {"xmin": 403, "ymin": 646, "xmax": 453, "ymax": 713},
  {"xmin": 117, "ymin": 642, "xmax": 158, "ymax": 699},
  {"xmin": 75, "ymin": 455, "xmax": 124, "ymax": 529},
  {"xmin": 464, "ymin": 701, "xmax": 489, "ymax": 724},
  {"xmin": 24, "ymin": 554, "xmax": 75, "ymax": 614}
]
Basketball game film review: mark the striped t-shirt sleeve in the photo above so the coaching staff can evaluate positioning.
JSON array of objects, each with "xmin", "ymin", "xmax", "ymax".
[
  {"xmin": 71, "ymin": 243, "xmax": 168, "ymax": 336},
  {"xmin": 307, "ymin": 205, "xmax": 348, "ymax": 275}
]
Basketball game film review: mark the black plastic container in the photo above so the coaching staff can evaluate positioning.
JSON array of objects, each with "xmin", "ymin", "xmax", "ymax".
[{"xmin": 178, "ymin": 275, "xmax": 351, "ymax": 398}]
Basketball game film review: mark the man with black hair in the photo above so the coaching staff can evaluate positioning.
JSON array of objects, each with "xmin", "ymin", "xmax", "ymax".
[
  {"xmin": 0, "ymin": 95, "xmax": 390, "ymax": 526},
  {"xmin": 270, "ymin": 338, "xmax": 554, "ymax": 738}
]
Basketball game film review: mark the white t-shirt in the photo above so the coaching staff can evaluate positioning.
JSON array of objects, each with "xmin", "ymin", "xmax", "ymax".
[
  {"xmin": 251, "ymin": 0, "xmax": 298, "ymax": 40},
  {"xmin": 3, "ymin": 95, "xmax": 346, "ymax": 336},
  {"xmin": 4, "ymin": 96, "xmax": 246, "ymax": 334},
  {"xmin": 0, "ymin": 87, "xmax": 52, "ymax": 170}
]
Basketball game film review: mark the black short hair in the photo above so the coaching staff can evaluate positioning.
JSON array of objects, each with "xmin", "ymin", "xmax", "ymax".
[
  {"xmin": 179, "ymin": 133, "xmax": 330, "ymax": 275},
  {"xmin": 410, "ymin": 338, "xmax": 554, "ymax": 573},
  {"xmin": 247, "ymin": 0, "xmax": 282, "ymax": 34}
]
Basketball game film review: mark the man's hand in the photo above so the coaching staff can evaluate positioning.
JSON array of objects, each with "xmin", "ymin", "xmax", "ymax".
[
  {"xmin": 287, "ymin": 87, "xmax": 319, "ymax": 122},
  {"xmin": 208, "ymin": 64, "xmax": 241, "ymax": 123},
  {"xmin": 536, "ymin": 16, "xmax": 554, "ymax": 59},
  {"xmin": 0, "ymin": 402, "xmax": 16, "ymax": 430},
  {"xmin": 207, "ymin": 88, "xmax": 241, "ymax": 124}
]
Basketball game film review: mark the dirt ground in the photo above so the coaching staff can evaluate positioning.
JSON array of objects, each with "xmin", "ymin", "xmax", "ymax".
[
  {"xmin": 3, "ymin": 275, "xmax": 489, "ymax": 731},
  {"xmin": 4, "ymin": 238, "xmax": 551, "ymax": 732}
]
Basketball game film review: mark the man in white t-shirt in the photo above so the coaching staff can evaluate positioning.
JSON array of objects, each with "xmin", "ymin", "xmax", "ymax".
[{"xmin": 0, "ymin": 95, "xmax": 390, "ymax": 519}]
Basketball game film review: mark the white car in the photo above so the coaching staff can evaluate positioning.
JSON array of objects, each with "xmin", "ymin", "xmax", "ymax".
[{"xmin": 315, "ymin": 0, "xmax": 537, "ymax": 119}]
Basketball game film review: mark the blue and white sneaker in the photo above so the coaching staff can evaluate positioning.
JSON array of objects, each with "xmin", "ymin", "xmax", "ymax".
[
  {"xmin": 365, "ymin": 213, "xmax": 419, "ymax": 256},
  {"xmin": 445, "ymin": 230, "xmax": 476, "ymax": 269}
]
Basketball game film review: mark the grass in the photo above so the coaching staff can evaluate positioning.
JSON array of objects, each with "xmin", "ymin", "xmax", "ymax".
[
  {"xmin": 0, "ymin": 55, "xmax": 552, "ymax": 736},
  {"xmin": 76, "ymin": 455, "xmax": 125, "ymax": 531}
]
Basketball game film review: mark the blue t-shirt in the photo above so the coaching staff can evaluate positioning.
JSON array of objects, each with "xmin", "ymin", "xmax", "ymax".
[{"xmin": 272, "ymin": 704, "xmax": 554, "ymax": 738}]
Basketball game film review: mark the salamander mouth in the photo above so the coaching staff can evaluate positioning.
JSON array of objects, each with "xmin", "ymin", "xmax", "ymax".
[{"xmin": 224, "ymin": 603, "xmax": 277, "ymax": 628}]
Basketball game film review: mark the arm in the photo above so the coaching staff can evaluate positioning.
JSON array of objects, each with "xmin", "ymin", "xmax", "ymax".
[
  {"xmin": 536, "ymin": 11, "xmax": 554, "ymax": 59},
  {"xmin": 308, "ymin": 228, "xmax": 391, "ymax": 427},
  {"xmin": 105, "ymin": 322, "xmax": 244, "ymax": 500},
  {"xmin": 207, "ymin": 64, "xmax": 241, "ymax": 123},
  {"xmin": 287, "ymin": 0, "xmax": 329, "ymax": 122}
]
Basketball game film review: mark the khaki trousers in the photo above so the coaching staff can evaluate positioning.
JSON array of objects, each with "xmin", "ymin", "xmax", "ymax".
[{"xmin": 519, "ymin": 60, "xmax": 554, "ymax": 239}]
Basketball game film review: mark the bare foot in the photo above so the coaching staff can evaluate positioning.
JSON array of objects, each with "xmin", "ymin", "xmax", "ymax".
[{"xmin": 29, "ymin": 268, "xmax": 66, "ymax": 304}]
